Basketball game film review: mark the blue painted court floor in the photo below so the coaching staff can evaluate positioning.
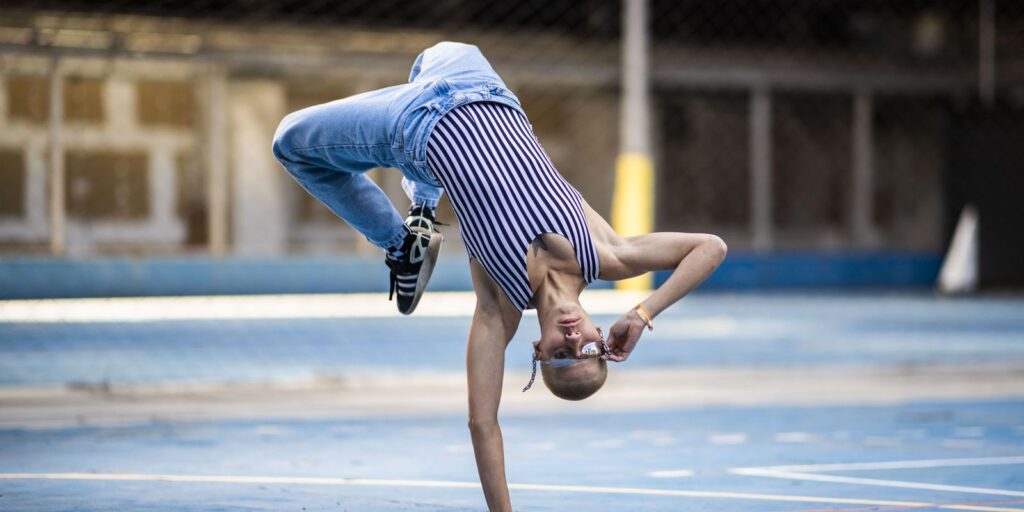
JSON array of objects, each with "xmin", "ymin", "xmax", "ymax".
[
  {"xmin": 1, "ymin": 292, "xmax": 1023, "ymax": 388},
  {"xmin": 1, "ymin": 401, "xmax": 1023, "ymax": 511},
  {"xmin": 0, "ymin": 292, "xmax": 1022, "ymax": 510}
]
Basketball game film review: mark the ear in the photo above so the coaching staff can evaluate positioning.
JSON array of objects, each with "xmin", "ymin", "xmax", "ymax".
[{"xmin": 532, "ymin": 340, "xmax": 542, "ymax": 359}]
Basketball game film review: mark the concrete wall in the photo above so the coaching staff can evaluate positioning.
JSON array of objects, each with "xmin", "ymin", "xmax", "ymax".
[
  {"xmin": 0, "ymin": 13, "xmax": 961, "ymax": 258},
  {"xmin": 228, "ymin": 80, "xmax": 288, "ymax": 256},
  {"xmin": 0, "ymin": 57, "xmax": 192, "ymax": 254}
]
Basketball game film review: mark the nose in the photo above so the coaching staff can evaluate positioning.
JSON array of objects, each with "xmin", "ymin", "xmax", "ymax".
[{"xmin": 564, "ymin": 330, "xmax": 581, "ymax": 342}]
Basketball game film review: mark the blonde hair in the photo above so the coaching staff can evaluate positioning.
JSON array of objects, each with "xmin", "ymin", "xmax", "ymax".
[{"xmin": 540, "ymin": 359, "xmax": 608, "ymax": 401}]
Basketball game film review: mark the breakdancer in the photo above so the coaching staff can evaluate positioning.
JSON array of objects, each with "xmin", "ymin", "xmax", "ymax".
[{"xmin": 273, "ymin": 41, "xmax": 726, "ymax": 510}]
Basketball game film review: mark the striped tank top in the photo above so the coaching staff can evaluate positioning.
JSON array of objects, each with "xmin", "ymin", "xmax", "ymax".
[{"xmin": 425, "ymin": 102, "xmax": 601, "ymax": 311}]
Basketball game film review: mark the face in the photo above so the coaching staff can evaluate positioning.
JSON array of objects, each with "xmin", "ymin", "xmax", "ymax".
[{"xmin": 533, "ymin": 302, "xmax": 604, "ymax": 362}]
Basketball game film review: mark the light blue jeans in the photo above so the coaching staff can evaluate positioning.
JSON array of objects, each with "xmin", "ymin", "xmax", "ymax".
[{"xmin": 272, "ymin": 42, "xmax": 524, "ymax": 250}]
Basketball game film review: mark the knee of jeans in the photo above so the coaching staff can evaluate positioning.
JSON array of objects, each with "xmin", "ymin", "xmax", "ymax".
[
  {"xmin": 271, "ymin": 135, "xmax": 316, "ymax": 185},
  {"xmin": 272, "ymin": 111, "xmax": 309, "ymax": 166},
  {"xmin": 272, "ymin": 126, "xmax": 292, "ymax": 166}
]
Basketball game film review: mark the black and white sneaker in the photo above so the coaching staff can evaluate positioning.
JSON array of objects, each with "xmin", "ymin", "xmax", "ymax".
[
  {"xmin": 385, "ymin": 228, "xmax": 442, "ymax": 315},
  {"xmin": 405, "ymin": 204, "xmax": 443, "ymax": 237}
]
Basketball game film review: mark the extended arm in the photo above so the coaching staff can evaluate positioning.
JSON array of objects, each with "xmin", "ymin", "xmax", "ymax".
[
  {"xmin": 583, "ymin": 201, "xmax": 727, "ymax": 360},
  {"xmin": 466, "ymin": 259, "xmax": 522, "ymax": 511},
  {"xmin": 604, "ymin": 231, "xmax": 727, "ymax": 316}
]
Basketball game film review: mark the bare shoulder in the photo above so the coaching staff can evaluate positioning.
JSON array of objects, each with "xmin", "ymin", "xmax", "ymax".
[
  {"xmin": 580, "ymin": 199, "xmax": 631, "ymax": 278},
  {"xmin": 580, "ymin": 199, "xmax": 622, "ymax": 248},
  {"xmin": 579, "ymin": 198, "xmax": 726, "ymax": 280}
]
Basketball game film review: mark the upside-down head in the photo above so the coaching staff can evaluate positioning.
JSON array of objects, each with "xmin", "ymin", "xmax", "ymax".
[{"xmin": 527, "ymin": 302, "xmax": 608, "ymax": 401}]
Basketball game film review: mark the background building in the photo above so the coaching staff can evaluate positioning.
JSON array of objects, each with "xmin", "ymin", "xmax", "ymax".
[{"xmin": 0, "ymin": 0, "xmax": 1021, "ymax": 294}]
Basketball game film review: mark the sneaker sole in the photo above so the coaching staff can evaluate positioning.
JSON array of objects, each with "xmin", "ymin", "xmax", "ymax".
[{"xmin": 402, "ymin": 231, "xmax": 442, "ymax": 315}]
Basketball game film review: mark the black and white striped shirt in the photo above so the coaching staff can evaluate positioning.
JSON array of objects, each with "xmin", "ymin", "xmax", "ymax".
[{"xmin": 426, "ymin": 101, "xmax": 601, "ymax": 311}]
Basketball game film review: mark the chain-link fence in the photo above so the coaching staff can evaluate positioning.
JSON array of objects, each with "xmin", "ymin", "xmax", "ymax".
[{"xmin": 0, "ymin": 0, "xmax": 1022, "ymax": 283}]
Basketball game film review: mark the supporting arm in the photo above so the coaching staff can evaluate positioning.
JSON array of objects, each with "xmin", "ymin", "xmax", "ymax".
[{"xmin": 466, "ymin": 259, "xmax": 522, "ymax": 511}]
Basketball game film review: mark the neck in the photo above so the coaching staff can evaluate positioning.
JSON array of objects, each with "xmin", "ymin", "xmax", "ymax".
[{"xmin": 533, "ymin": 271, "xmax": 582, "ymax": 324}]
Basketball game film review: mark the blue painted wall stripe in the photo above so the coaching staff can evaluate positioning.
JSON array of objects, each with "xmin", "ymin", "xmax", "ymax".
[
  {"xmin": 0, "ymin": 252, "xmax": 941, "ymax": 299},
  {"xmin": 670, "ymin": 251, "xmax": 943, "ymax": 290}
]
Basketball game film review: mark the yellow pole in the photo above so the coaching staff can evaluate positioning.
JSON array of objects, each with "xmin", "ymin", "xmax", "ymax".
[
  {"xmin": 614, "ymin": 0, "xmax": 653, "ymax": 291},
  {"xmin": 612, "ymin": 152, "xmax": 654, "ymax": 290}
]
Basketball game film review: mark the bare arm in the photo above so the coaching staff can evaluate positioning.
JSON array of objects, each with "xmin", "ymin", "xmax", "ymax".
[
  {"xmin": 604, "ymin": 231, "xmax": 727, "ymax": 315},
  {"xmin": 583, "ymin": 201, "xmax": 727, "ymax": 360},
  {"xmin": 466, "ymin": 259, "xmax": 522, "ymax": 511}
]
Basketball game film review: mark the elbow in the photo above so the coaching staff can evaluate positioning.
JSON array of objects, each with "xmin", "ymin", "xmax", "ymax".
[{"xmin": 705, "ymin": 234, "xmax": 728, "ymax": 263}]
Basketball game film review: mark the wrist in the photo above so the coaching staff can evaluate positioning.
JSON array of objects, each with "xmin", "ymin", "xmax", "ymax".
[
  {"xmin": 633, "ymin": 303, "xmax": 654, "ymax": 331},
  {"xmin": 638, "ymin": 300, "xmax": 658, "ymax": 318}
]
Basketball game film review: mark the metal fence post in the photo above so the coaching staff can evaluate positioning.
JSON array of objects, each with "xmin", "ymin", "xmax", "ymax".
[
  {"xmin": 48, "ymin": 56, "xmax": 65, "ymax": 256},
  {"xmin": 979, "ymin": 0, "xmax": 996, "ymax": 107},
  {"xmin": 206, "ymin": 67, "xmax": 229, "ymax": 256},
  {"xmin": 750, "ymin": 87, "xmax": 773, "ymax": 251},
  {"xmin": 851, "ymin": 90, "xmax": 877, "ymax": 246}
]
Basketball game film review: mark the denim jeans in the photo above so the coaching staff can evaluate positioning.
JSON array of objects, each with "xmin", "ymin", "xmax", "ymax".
[{"xmin": 272, "ymin": 41, "xmax": 524, "ymax": 250}]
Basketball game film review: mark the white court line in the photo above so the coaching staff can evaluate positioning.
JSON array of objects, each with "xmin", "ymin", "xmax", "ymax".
[
  {"xmin": 733, "ymin": 468, "xmax": 1024, "ymax": 498},
  {"xmin": 750, "ymin": 455, "xmax": 1024, "ymax": 473},
  {"xmin": 774, "ymin": 431, "xmax": 822, "ymax": 443},
  {"xmin": 0, "ymin": 472, "xmax": 1020, "ymax": 512},
  {"xmin": 647, "ymin": 469, "xmax": 695, "ymax": 478},
  {"xmin": 732, "ymin": 455, "xmax": 1024, "ymax": 499},
  {"xmin": 0, "ymin": 290, "xmax": 652, "ymax": 323},
  {"xmin": 0, "ymin": 293, "xmax": 479, "ymax": 322},
  {"xmin": 709, "ymin": 433, "xmax": 748, "ymax": 445}
]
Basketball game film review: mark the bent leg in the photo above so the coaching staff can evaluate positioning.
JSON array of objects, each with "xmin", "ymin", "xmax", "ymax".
[
  {"xmin": 280, "ymin": 158, "xmax": 407, "ymax": 250},
  {"xmin": 272, "ymin": 94, "xmax": 409, "ymax": 251}
]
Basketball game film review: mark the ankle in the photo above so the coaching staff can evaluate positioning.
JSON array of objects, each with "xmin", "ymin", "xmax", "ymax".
[
  {"xmin": 409, "ymin": 203, "xmax": 435, "ymax": 217},
  {"xmin": 386, "ymin": 227, "xmax": 413, "ymax": 259}
]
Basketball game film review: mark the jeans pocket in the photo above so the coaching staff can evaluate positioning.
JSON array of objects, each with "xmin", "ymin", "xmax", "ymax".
[{"xmin": 389, "ymin": 81, "xmax": 438, "ymax": 149}]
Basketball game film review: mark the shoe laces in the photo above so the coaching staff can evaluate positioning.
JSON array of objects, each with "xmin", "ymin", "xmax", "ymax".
[{"xmin": 408, "ymin": 206, "xmax": 448, "ymax": 228}]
